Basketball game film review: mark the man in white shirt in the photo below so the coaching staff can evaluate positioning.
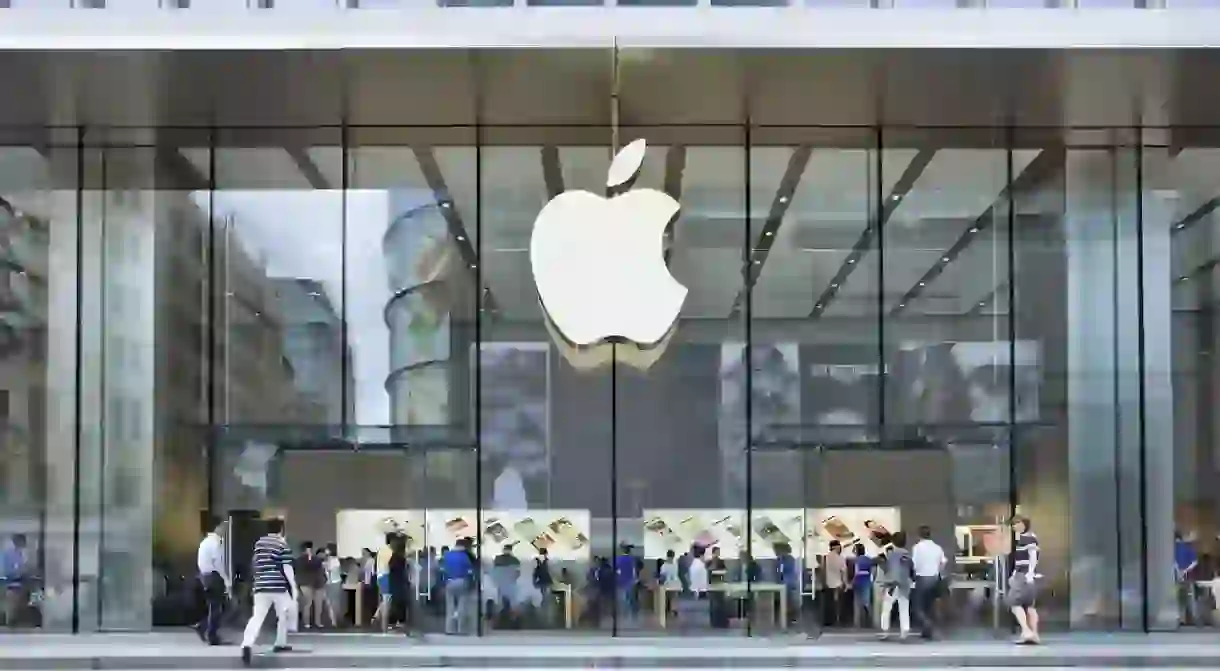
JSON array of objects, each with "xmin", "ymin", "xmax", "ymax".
[
  {"xmin": 194, "ymin": 516, "xmax": 230, "ymax": 646},
  {"xmin": 823, "ymin": 541, "xmax": 849, "ymax": 627},
  {"xmin": 911, "ymin": 525, "xmax": 947, "ymax": 640}
]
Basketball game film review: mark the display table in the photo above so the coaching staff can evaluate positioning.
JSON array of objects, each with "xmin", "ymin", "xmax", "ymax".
[{"xmin": 654, "ymin": 583, "xmax": 787, "ymax": 630}]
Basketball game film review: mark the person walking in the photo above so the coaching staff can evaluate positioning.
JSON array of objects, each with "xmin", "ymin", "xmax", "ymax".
[
  {"xmin": 294, "ymin": 542, "xmax": 324, "ymax": 629},
  {"xmin": 194, "ymin": 516, "xmax": 230, "ymax": 646},
  {"xmin": 877, "ymin": 531, "xmax": 912, "ymax": 640},
  {"xmin": 1007, "ymin": 515, "xmax": 1042, "ymax": 644},
  {"xmin": 240, "ymin": 518, "xmax": 297, "ymax": 666},
  {"xmin": 911, "ymin": 526, "xmax": 947, "ymax": 640},
  {"xmin": 443, "ymin": 538, "xmax": 476, "ymax": 635},
  {"xmin": 851, "ymin": 542, "xmax": 875, "ymax": 629}
]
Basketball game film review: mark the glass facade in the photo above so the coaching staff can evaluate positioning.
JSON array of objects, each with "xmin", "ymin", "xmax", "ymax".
[{"xmin": 0, "ymin": 113, "xmax": 1214, "ymax": 634}]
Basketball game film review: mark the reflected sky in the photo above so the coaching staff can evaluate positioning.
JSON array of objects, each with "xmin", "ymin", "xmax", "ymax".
[{"xmin": 194, "ymin": 188, "xmax": 434, "ymax": 426}]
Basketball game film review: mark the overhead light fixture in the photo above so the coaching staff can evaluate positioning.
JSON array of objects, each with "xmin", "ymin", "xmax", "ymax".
[
  {"xmin": 969, "ymin": 227, "xmax": 979, "ymax": 233},
  {"xmin": 779, "ymin": 196, "xmax": 789, "ymax": 204},
  {"xmin": 941, "ymin": 256, "xmax": 950, "ymax": 263},
  {"xmin": 918, "ymin": 281, "xmax": 926, "ymax": 287}
]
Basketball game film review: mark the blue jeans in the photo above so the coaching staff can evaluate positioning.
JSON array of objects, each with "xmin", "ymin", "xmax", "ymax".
[
  {"xmin": 853, "ymin": 582, "xmax": 873, "ymax": 628},
  {"xmin": 616, "ymin": 586, "xmax": 635, "ymax": 624},
  {"xmin": 445, "ymin": 579, "xmax": 473, "ymax": 635}
]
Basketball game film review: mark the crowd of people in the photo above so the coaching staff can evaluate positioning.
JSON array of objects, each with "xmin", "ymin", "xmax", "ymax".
[{"xmin": 184, "ymin": 515, "xmax": 1051, "ymax": 663}]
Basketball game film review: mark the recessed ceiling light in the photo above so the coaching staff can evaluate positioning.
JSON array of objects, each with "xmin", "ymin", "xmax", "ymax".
[
  {"xmin": 456, "ymin": 235, "xmax": 465, "ymax": 241},
  {"xmin": 764, "ymin": 230, "xmax": 773, "ymax": 237},
  {"xmin": 941, "ymin": 256, "xmax": 950, "ymax": 263},
  {"xmin": 978, "ymin": 301, "xmax": 986, "ymax": 307},
  {"xmin": 815, "ymin": 303, "xmax": 822, "ymax": 309},
  {"xmin": 470, "ymin": 263, "xmax": 477, "ymax": 269},
  {"xmin": 918, "ymin": 281, "xmax": 926, "ymax": 287},
  {"xmin": 779, "ymin": 196, "xmax": 789, "ymax": 204},
  {"xmin": 848, "ymin": 258, "xmax": 856, "ymax": 264},
  {"xmin": 831, "ymin": 283, "xmax": 839, "ymax": 289},
  {"xmin": 891, "ymin": 194, "xmax": 902, "ymax": 202},
  {"xmin": 898, "ymin": 303, "xmax": 906, "ymax": 308},
  {"xmin": 1176, "ymin": 223, "xmax": 1187, "ymax": 229},
  {"xmin": 969, "ymin": 227, "xmax": 979, "ymax": 233},
  {"xmin": 440, "ymin": 201, "xmax": 451, "ymax": 209}
]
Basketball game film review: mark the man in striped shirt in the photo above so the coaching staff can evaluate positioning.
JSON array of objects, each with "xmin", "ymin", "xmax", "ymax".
[
  {"xmin": 240, "ymin": 518, "xmax": 298, "ymax": 666},
  {"xmin": 1006, "ymin": 515, "xmax": 1041, "ymax": 645}
]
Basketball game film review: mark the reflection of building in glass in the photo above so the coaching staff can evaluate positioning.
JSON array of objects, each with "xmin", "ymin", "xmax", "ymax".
[
  {"xmin": 382, "ymin": 190, "xmax": 468, "ymax": 499},
  {"xmin": 0, "ymin": 197, "xmax": 47, "ymax": 513},
  {"xmin": 271, "ymin": 278, "xmax": 354, "ymax": 425}
]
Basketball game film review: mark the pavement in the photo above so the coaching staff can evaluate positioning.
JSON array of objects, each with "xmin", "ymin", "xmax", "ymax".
[{"xmin": 0, "ymin": 631, "xmax": 1219, "ymax": 669}]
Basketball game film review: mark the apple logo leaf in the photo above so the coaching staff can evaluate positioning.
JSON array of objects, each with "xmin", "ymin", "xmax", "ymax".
[{"xmin": 606, "ymin": 139, "xmax": 648, "ymax": 189}]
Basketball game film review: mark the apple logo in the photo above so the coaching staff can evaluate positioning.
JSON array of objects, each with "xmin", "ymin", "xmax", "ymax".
[{"xmin": 530, "ymin": 139, "xmax": 687, "ymax": 357}]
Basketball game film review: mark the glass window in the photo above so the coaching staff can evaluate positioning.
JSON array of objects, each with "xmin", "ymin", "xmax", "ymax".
[
  {"xmin": 1151, "ymin": 129, "xmax": 1220, "ymax": 629},
  {"xmin": 77, "ymin": 129, "xmax": 214, "ymax": 630},
  {"xmin": 0, "ymin": 130, "xmax": 79, "ymax": 632}
]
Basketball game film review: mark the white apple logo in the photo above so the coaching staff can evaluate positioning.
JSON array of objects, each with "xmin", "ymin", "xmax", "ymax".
[{"xmin": 530, "ymin": 139, "xmax": 687, "ymax": 349}]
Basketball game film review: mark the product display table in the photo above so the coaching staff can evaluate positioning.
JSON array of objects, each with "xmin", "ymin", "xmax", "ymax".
[{"xmin": 654, "ymin": 583, "xmax": 787, "ymax": 630}]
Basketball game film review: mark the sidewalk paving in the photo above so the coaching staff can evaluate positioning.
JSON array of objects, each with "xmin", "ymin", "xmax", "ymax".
[{"xmin": 0, "ymin": 631, "xmax": 1218, "ymax": 668}]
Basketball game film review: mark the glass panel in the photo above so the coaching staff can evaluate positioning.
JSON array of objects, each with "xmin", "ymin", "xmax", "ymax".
[
  {"xmin": 346, "ymin": 126, "xmax": 479, "ymax": 634},
  {"xmin": 209, "ymin": 128, "xmax": 347, "ymax": 628},
  {"xmin": 77, "ymin": 129, "xmax": 212, "ymax": 630},
  {"xmin": 883, "ymin": 128, "xmax": 1012, "ymax": 634},
  {"xmin": 1012, "ymin": 129, "xmax": 1132, "ymax": 630},
  {"xmin": 0, "ymin": 129, "xmax": 78, "ymax": 632},
  {"xmin": 750, "ymin": 127, "xmax": 879, "ymax": 637},
  {"xmin": 477, "ymin": 126, "xmax": 614, "ymax": 636},
  {"xmin": 1152, "ymin": 128, "xmax": 1220, "ymax": 630},
  {"xmin": 610, "ymin": 126, "xmax": 747, "ymax": 636}
]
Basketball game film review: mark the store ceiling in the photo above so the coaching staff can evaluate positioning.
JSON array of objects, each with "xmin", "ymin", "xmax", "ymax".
[{"xmin": 3, "ymin": 140, "xmax": 1220, "ymax": 321}]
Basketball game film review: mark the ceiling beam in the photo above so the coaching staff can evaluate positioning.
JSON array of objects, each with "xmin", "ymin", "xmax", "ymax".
[
  {"xmin": 1170, "ymin": 195, "xmax": 1220, "ymax": 237},
  {"xmin": 890, "ymin": 148, "xmax": 1065, "ymax": 317},
  {"xmin": 963, "ymin": 282, "xmax": 1007, "ymax": 318},
  {"xmin": 541, "ymin": 145, "xmax": 564, "ymax": 200},
  {"xmin": 727, "ymin": 146, "xmax": 811, "ymax": 318},
  {"xmin": 155, "ymin": 144, "xmax": 211, "ymax": 192},
  {"xmin": 412, "ymin": 145, "xmax": 498, "ymax": 313},
  {"xmin": 663, "ymin": 145, "xmax": 686, "ymax": 264},
  {"xmin": 808, "ymin": 149, "xmax": 936, "ymax": 319},
  {"xmin": 286, "ymin": 145, "xmax": 331, "ymax": 190}
]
